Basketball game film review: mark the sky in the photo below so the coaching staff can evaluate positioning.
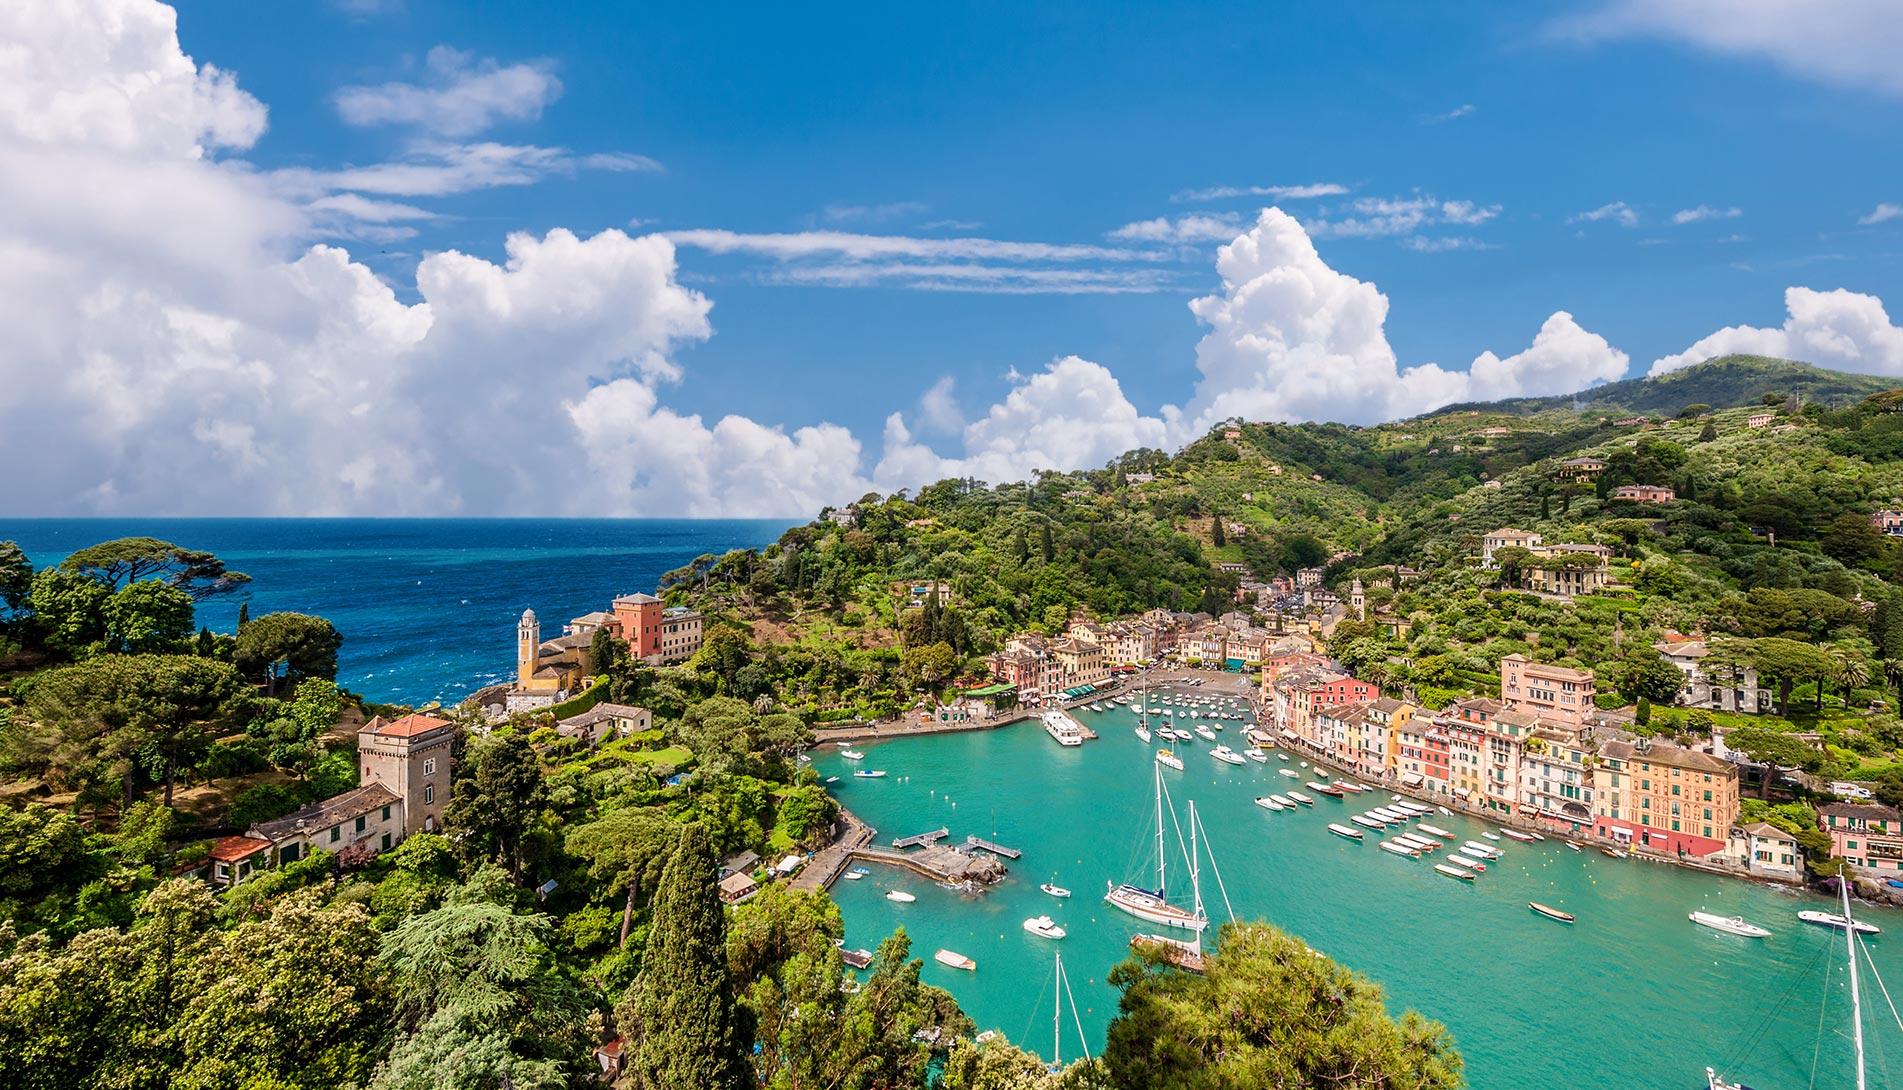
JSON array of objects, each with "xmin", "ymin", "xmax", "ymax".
[{"xmin": 2, "ymin": 0, "xmax": 1901, "ymax": 517}]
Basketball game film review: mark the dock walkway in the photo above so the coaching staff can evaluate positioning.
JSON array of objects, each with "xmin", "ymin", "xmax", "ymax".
[
  {"xmin": 963, "ymin": 835, "xmax": 1021, "ymax": 859},
  {"xmin": 892, "ymin": 827, "xmax": 950, "ymax": 849},
  {"xmin": 850, "ymin": 844, "xmax": 1009, "ymax": 887}
]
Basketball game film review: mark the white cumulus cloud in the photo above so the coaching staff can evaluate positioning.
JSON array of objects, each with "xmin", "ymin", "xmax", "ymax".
[
  {"xmin": 1569, "ymin": 201, "xmax": 1639, "ymax": 227},
  {"xmin": 1671, "ymin": 204, "xmax": 1742, "ymax": 225},
  {"xmin": 333, "ymin": 45, "xmax": 563, "ymax": 137},
  {"xmin": 1649, "ymin": 286, "xmax": 1903, "ymax": 376},
  {"xmin": 1860, "ymin": 203, "xmax": 1902, "ymax": 225}
]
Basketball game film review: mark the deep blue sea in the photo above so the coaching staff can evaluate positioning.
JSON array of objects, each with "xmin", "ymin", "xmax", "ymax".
[{"xmin": 2, "ymin": 520, "xmax": 792, "ymax": 706}]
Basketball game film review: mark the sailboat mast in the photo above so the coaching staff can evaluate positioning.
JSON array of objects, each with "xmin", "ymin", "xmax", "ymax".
[
  {"xmin": 1053, "ymin": 952, "xmax": 1061, "ymax": 1066},
  {"xmin": 1190, "ymin": 800, "xmax": 1204, "ymax": 947},
  {"xmin": 1155, "ymin": 764, "xmax": 1167, "ymax": 897},
  {"xmin": 1843, "ymin": 875, "xmax": 1866, "ymax": 1090}
]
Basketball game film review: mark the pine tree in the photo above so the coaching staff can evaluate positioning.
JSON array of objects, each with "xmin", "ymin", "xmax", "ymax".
[
  {"xmin": 1039, "ymin": 523, "xmax": 1054, "ymax": 564},
  {"xmin": 626, "ymin": 824, "xmax": 745, "ymax": 1090},
  {"xmin": 1698, "ymin": 420, "xmax": 1717, "ymax": 442},
  {"xmin": 1211, "ymin": 516, "xmax": 1226, "ymax": 548},
  {"xmin": 236, "ymin": 601, "xmax": 249, "ymax": 628}
]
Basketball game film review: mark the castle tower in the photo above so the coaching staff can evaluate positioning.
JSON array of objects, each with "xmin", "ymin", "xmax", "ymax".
[
  {"xmin": 1350, "ymin": 579, "xmax": 1366, "ymax": 620},
  {"xmin": 517, "ymin": 608, "xmax": 540, "ymax": 687}
]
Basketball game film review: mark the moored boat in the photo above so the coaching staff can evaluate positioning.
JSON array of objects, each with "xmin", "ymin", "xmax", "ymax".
[
  {"xmin": 1529, "ymin": 902, "xmax": 1575, "ymax": 924},
  {"xmin": 934, "ymin": 949, "xmax": 976, "ymax": 970},
  {"xmin": 1565, "ymin": 841, "xmax": 1582, "ymax": 852},
  {"xmin": 1394, "ymin": 833, "xmax": 1438, "ymax": 852},
  {"xmin": 1443, "ymin": 853, "xmax": 1483, "ymax": 872},
  {"xmin": 1351, "ymin": 815, "xmax": 1387, "ymax": 831},
  {"xmin": 1254, "ymin": 796, "xmax": 1286, "ymax": 812},
  {"xmin": 1247, "ymin": 749, "xmax": 1269, "ymax": 763},
  {"xmin": 1269, "ymin": 793, "xmax": 1295, "ymax": 807},
  {"xmin": 1195, "ymin": 725, "xmax": 1217, "ymax": 742},
  {"xmin": 1690, "ymin": 911, "xmax": 1771, "ymax": 938},
  {"xmin": 1435, "ymin": 862, "xmax": 1475, "ymax": 881},
  {"xmin": 1601, "ymin": 847, "xmax": 1629, "ymax": 859},
  {"xmin": 1210, "ymin": 745, "xmax": 1245, "ymax": 766},
  {"xmin": 1416, "ymin": 823, "xmax": 1455, "ymax": 839},
  {"xmin": 886, "ymin": 890, "xmax": 916, "ymax": 903},
  {"xmin": 1106, "ymin": 766, "xmax": 1208, "ymax": 933},
  {"xmin": 1134, "ymin": 724, "xmax": 1152, "ymax": 743},
  {"xmin": 1379, "ymin": 840, "xmax": 1420, "ymax": 857},
  {"xmin": 1308, "ymin": 781, "xmax": 1345, "ymax": 797},
  {"xmin": 1503, "ymin": 829, "xmax": 1537, "ymax": 842},
  {"xmin": 1327, "ymin": 823, "xmax": 1365, "ymax": 841},
  {"xmin": 855, "ymin": 770, "xmax": 887, "ymax": 778},
  {"xmin": 1462, "ymin": 841, "xmax": 1502, "ymax": 858},
  {"xmin": 1155, "ymin": 748, "xmax": 1184, "ymax": 771},
  {"xmin": 841, "ymin": 750, "xmax": 866, "ymax": 760},
  {"xmin": 1278, "ymin": 768, "xmax": 1300, "ymax": 778},
  {"xmin": 1798, "ymin": 910, "xmax": 1882, "ymax": 936},
  {"xmin": 1483, "ymin": 832, "xmax": 1502, "ymax": 841},
  {"xmin": 1022, "ymin": 915, "xmax": 1067, "ymax": 940},
  {"xmin": 1040, "ymin": 882, "xmax": 1071, "ymax": 898},
  {"xmin": 1131, "ymin": 932, "xmax": 1205, "ymax": 973},
  {"xmin": 1286, "ymin": 790, "xmax": 1314, "ymax": 805}
]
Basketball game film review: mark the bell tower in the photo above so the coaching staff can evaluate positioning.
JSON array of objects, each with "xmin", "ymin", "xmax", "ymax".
[{"xmin": 517, "ymin": 608, "xmax": 540, "ymax": 686}]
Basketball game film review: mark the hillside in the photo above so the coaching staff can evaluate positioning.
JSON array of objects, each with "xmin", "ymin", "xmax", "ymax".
[{"xmin": 1431, "ymin": 355, "xmax": 1895, "ymax": 418}]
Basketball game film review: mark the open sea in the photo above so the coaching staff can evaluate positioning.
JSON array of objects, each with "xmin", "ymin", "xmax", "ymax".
[
  {"xmin": 2, "ymin": 519, "xmax": 793, "ymax": 706},
  {"xmin": 7, "ymin": 519, "xmax": 1903, "ymax": 1086}
]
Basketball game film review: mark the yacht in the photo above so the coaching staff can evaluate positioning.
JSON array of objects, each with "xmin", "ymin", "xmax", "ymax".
[
  {"xmin": 1195, "ymin": 724, "xmax": 1217, "ymax": 742},
  {"xmin": 1210, "ymin": 745, "xmax": 1245, "ymax": 766},
  {"xmin": 841, "ymin": 749, "xmax": 866, "ymax": 760},
  {"xmin": 1105, "ymin": 766, "xmax": 1211, "ymax": 933},
  {"xmin": 1134, "ymin": 724, "xmax": 1152, "ymax": 743},
  {"xmin": 1022, "ymin": 915, "xmax": 1067, "ymax": 940},
  {"xmin": 1798, "ymin": 910, "xmax": 1882, "ymax": 936},
  {"xmin": 1155, "ymin": 748, "xmax": 1185, "ymax": 771},
  {"xmin": 886, "ymin": 890, "xmax": 915, "ymax": 903},
  {"xmin": 1690, "ymin": 912, "xmax": 1771, "ymax": 938}
]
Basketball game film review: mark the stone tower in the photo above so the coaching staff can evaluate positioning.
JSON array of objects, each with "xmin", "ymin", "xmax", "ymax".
[
  {"xmin": 517, "ymin": 608, "xmax": 540, "ymax": 687},
  {"xmin": 1350, "ymin": 579, "xmax": 1366, "ymax": 620},
  {"xmin": 359, "ymin": 713, "xmax": 457, "ymax": 837}
]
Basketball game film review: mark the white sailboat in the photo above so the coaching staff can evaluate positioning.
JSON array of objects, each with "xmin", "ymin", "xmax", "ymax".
[
  {"xmin": 1129, "ymin": 795, "xmax": 1234, "ymax": 974},
  {"xmin": 1107, "ymin": 765, "xmax": 1207, "ymax": 932},
  {"xmin": 1046, "ymin": 951, "xmax": 1091, "ymax": 1071}
]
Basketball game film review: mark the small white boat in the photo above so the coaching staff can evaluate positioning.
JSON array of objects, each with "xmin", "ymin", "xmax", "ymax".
[
  {"xmin": 1254, "ymin": 796, "xmax": 1286, "ymax": 812},
  {"xmin": 1602, "ymin": 847, "xmax": 1629, "ymax": 859},
  {"xmin": 1529, "ymin": 902, "xmax": 1575, "ymax": 924},
  {"xmin": 1023, "ymin": 915, "xmax": 1067, "ymax": 940},
  {"xmin": 1134, "ymin": 724, "xmax": 1152, "ymax": 743},
  {"xmin": 841, "ymin": 750, "xmax": 866, "ymax": 760},
  {"xmin": 1565, "ymin": 841, "xmax": 1582, "ymax": 852},
  {"xmin": 1277, "ymin": 753, "xmax": 1290, "ymax": 762},
  {"xmin": 1690, "ymin": 912, "xmax": 1771, "ymax": 938},
  {"xmin": 1435, "ymin": 862, "xmax": 1476, "ymax": 881},
  {"xmin": 934, "ymin": 949, "xmax": 976, "ymax": 970},
  {"xmin": 1503, "ymin": 829, "xmax": 1537, "ymax": 842},
  {"xmin": 1210, "ymin": 745, "xmax": 1245, "ymax": 766},
  {"xmin": 825, "ymin": 775, "xmax": 840, "ymax": 783},
  {"xmin": 1247, "ymin": 749, "xmax": 1269, "ymax": 764},
  {"xmin": 1394, "ymin": 833, "xmax": 1438, "ymax": 852},
  {"xmin": 1041, "ymin": 882, "xmax": 1072, "ymax": 898},
  {"xmin": 1300, "ymin": 761, "xmax": 1309, "ymax": 768},
  {"xmin": 1443, "ymin": 854, "xmax": 1484, "ymax": 872},
  {"xmin": 1437, "ymin": 806, "xmax": 1451, "ymax": 815},
  {"xmin": 1155, "ymin": 748, "xmax": 1185, "ymax": 771},
  {"xmin": 1278, "ymin": 768, "xmax": 1300, "ymax": 779},
  {"xmin": 886, "ymin": 890, "xmax": 916, "ymax": 903},
  {"xmin": 1195, "ymin": 725, "xmax": 1217, "ymax": 742},
  {"xmin": 1798, "ymin": 910, "xmax": 1882, "ymax": 936},
  {"xmin": 1379, "ymin": 840, "xmax": 1420, "ymax": 858},
  {"xmin": 1369, "ymin": 807, "xmax": 1407, "ymax": 822},
  {"xmin": 1462, "ymin": 841, "xmax": 1502, "ymax": 859},
  {"xmin": 1327, "ymin": 823, "xmax": 1365, "ymax": 841},
  {"xmin": 1269, "ymin": 794, "xmax": 1296, "ymax": 807},
  {"xmin": 1286, "ymin": 791, "xmax": 1314, "ymax": 805},
  {"xmin": 1483, "ymin": 832, "xmax": 1502, "ymax": 841},
  {"xmin": 1351, "ymin": 815, "xmax": 1387, "ymax": 831},
  {"xmin": 855, "ymin": 770, "xmax": 887, "ymax": 778},
  {"xmin": 1416, "ymin": 823, "xmax": 1455, "ymax": 839}
]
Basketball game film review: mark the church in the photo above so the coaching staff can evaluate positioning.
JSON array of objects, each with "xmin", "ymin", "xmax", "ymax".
[{"xmin": 508, "ymin": 592, "xmax": 703, "ymax": 711}]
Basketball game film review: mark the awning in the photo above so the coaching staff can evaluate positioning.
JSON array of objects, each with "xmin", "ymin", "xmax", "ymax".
[
  {"xmin": 1400, "ymin": 772, "xmax": 1425, "ymax": 787},
  {"xmin": 961, "ymin": 683, "xmax": 1017, "ymax": 697}
]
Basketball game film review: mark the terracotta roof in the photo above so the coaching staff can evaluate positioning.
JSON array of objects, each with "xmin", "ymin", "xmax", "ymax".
[
  {"xmin": 614, "ymin": 592, "xmax": 663, "ymax": 605},
  {"xmin": 1734, "ymin": 822, "xmax": 1797, "ymax": 840},
  {"xmin": 361, "ymin": 712, "xmax": 453, "ymax": 738},
  {"xmin": 211, "ymin": 835, "xmax": 272, "ymax": 861},
  {"xmin": 558, "ymin": 702, "xmax": 650, "ymax": 729},
  {"xmin": 249, "ymin": 782, "xmax": 401, "ymax": 842},
  {"xmin": 1820, "ymin": 802, "xmax": 1902, "ymax": 822}
]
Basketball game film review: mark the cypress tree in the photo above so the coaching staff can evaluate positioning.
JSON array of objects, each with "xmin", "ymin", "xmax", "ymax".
[
  {"xmin": 1039, "ymin": 523, "xmax": 1054, "ymax": 564},
  {"xmin": 1540, "ymin": 494, "xmax": 1551, "ymax": 520},
  {"xmin": 1211, "ymin": 515, "xmax": 1226, "ymax": 548},
  {"xmin": 236, "ymin": 601, "xmax": 249, "ymax": 628},
  {"xmin": 626, "ymin": 823, "xmax": 744, "ymax": 1090},
  {"xmin": 1013, "ymin": 527, "xmax": 1030, "ymax": 565}
]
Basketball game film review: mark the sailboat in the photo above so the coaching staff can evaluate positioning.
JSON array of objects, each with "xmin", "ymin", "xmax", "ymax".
[
  {"xmin": 1045, "ymin": 951, "xmax": 1092, "ymax": 1072},
  {"xmin": 1134, "ymin": 686, "xmax": 1153, "ymax": 743},
  {"xmin": 1129, "ymin": 795, "xmax": 1234, "ymax": 973},
  {"xmin": 1106, "ymin": 765, "xmax": 1209, "ymax": 932},
  {"xmin": 1707, "ymin": 873, "xmax": 1890, "ymax": 1090}
]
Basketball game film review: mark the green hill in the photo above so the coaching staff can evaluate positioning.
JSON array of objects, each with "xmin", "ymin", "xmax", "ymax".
[{"xmin": 1431, "ymin": 355, "xmax": 1895, "ymax": 418}]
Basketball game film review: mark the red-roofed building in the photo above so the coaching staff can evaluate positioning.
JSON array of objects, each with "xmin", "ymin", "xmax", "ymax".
[{"xmin": 208, "ymin": 836, "xmax": 271, "ymax": 887}]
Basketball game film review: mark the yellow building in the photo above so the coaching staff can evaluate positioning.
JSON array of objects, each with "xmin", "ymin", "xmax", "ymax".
[{"xmin": 514, "ymin": 609, "xmax": 587, "ymax": 705}]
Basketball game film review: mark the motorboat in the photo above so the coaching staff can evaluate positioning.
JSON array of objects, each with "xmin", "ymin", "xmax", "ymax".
[
  {"xmin": 1269, "ymin": 794, "xmax": 1296, "ymax": 808},
  {"xmin": 1690, "ymin": 912, "xmax": 1771, "ymax": 938},
  {"xmin": 1195, "ymin": 725, "xmax": 1217, "ymax": 742},
  {"xmin": 1351, "ymin": 815, "xmax": 1387, "ymax": 831},
  {"xmin": 1565, "ymin": 841, "xmax": 1582, "ymax": 852},
  {"xmin": 1379, "ymin": 840, "xmax": 1420, "ymax": 858},
  {"xmin": 1041, "ymin": 881, "xmax": 1072, "ymax": 898},
  {"xmin": 1437, "ymin": 806, "xmax": 1451, "ymax": 815},
  {"xmin": 1210, "ymin": 745, "xmax": 1245, "ymax": 766},
  {"xmin": 1278, "ymin": 768, "xmax": 1301, "ymax": 778},
  {"xmin": 1286, "ymin": 790, "xmax": 1314, "ymax": 805},
  {"xmin": 1435, "ymin": 863, "xmax": 1476, "ymax": 881},
  {"xmin": 1043, "ymin": 710, "xmax": 1085, "ymax": 747},
  {"xmin": 1308, "ymin": 782, "xmax": 1345, "ymax": 797},
  {"xmin": 1528, "ymin": 902, "xmax": 1575, "ymax": 924},
  {"xmin": 1369, "ymin": 807, "xmax": 1408, "ymax": 822},
  {"xmin": 1254, "ymin": 796, "xmax": 1286, "ymax": 812},
  {"xmin": 1601, "ymin": 847, "xmax": 1629, "ymax": 859},
  {"xmin": 1461, "ymin": 843, "xmax": 1501, "ymax": 860},
  {"xmin": 1327, "ymin": 823, "xmax": 1364, "ymax": 840},
  {"xmin": 1134, "ymin": 724, "xmax": 1152, "ymax": 743},
  {"xmin": 1798, "ymin": 910, "xmax": 1882, "ymax": 936},
  {"xmin": 1443, "ymin": 854, "xmax": 1483, "ymax": 872},
  {"xmin": 1416, "ymin": 823, "xmax": 1455, "ymax": 839},
  {"xmin": 825, "ymin": 776, "xmax": 840, "ymax": 784},
  {"xmin": 1155, "ymin": 749, "xmax": 1185, "ymax": 771},
  {"xmin": 1023, "ymin": 915, "xmax": 1067, "ymax": 940},
  {"xmin": 1394, "ymin": 833, "xmax": 1438, "ymax": 852},
  {"xmin": 854, "ymin": 770, "xmax": 887, "ymax": 778},
  {"xmin": 1278, "ymin": 753, "xmax": 1290, "ymax": 762},
  {"xmin": 1503, "ymin": 829, "xmax": 1538, "ymax": 842},
  {"xmin": 934, "ymin": 949, "xmax": 976, "ymax": 970},
  {"xmin": 842, "ymin": 870, "xmax": 864, "ymax": 880},
  {"xmin": 841, "ymin": 750, "xmax": 866, "ymax": 760},
  {"xmin": 886, "ymin": 890, "xmax": 916, "ymax": 903},
  {"xmin": 1247, "ymin": 749, "xmax": 1269, "ymax": 764},
  {"xmin": 1483, "ymin": 832, "xmax": 1502, "ymax": 841}
]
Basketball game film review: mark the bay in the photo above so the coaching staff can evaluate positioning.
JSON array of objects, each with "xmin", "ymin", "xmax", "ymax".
[
  {"xmin": 816, "ymin": 700, "xmax": 1903, "ymax": 1089},
  {"xmin": 2, "ymin": 518, "xmax": 792, "ymax": 706}
]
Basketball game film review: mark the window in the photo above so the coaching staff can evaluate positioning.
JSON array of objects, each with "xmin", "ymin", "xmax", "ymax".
[
  {"xmin": 423, "ymin": 756, "xmax": 436, "ymax": 775},
  {"xmin": 381, "ymin": 833, "xmax": 392, "ymax": 851},
  {"xmin": 381, "ymin": 805, "xmax": 391, "ymax": 821},
  {"xmin": 355, "ymin": 815, "xmax": 366, "ymax": 833},
  {"xmin": 330, "ymin": 826, "xmax": 340, "ymax": 843},
  {"xmin": 424, "ymin": 783, "xmax": 434, "ymax": 804}
]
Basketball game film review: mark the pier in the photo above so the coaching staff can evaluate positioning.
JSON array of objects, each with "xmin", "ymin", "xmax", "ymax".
[
  {"xmin": 963, "ymin": 834, "xmax": 1022, "ymax": 859},
  {"xmin": 891, "ymin": 827, "xmax": 950, "ymax": 849},
  {"xmin": 849, "ymin": 844, "xmax": 1008, "ymax": 886}
]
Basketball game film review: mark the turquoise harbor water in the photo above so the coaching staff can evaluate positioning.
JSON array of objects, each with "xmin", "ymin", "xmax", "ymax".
[
  {"xmin": 816, "ymin": 699, "xmax": 1903, "ymax": 1089},
  {"xmin": 5, "ymin": 519, "xmax": 792, "ymax": 706}
]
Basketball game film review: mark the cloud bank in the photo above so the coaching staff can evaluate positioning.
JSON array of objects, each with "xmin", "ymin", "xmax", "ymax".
[{"xmin": 1649, "ymin": 287, "xmax": 1903, "ymax": 376}]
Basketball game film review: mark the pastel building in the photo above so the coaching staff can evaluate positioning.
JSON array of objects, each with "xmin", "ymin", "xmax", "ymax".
[
  {"xmin": 1500, "ymin": 654, "xmax": 1596, "ymax": 726},
  {"xmin": 1591, "ymin": 739, "xmax": 1738, "ymax": 858},
  {"xmin": 1821, "ymin": 802, "xmax": 1903, "ymax": 874}
]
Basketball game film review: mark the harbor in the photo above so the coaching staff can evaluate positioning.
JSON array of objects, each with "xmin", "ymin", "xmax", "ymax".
[{"xmin": 815, "ymin": 695, "xmax": 1903, "ymax": 1090}]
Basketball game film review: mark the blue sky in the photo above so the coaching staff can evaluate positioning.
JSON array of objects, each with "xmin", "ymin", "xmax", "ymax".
[{"xmin": 2, "ymin": 1, "xmax": 1900, "ymax": 516}]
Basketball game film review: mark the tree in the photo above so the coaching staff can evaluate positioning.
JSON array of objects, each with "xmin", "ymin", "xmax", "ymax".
[
  {"xmin": 25, "ymin": 567, "xmax": 111, "ymax": 658},
  {"xmin": 234, "ymin": 612, "xmax": 342, "ymax": 696},
  {"xmin": 0, "ymin": 540, "xmax": 30, "ymax": 620},
  {"xmin": 623, "ymin": 823, "xmax": 747, "ymax": 1090},
  {"xmin": 1100, "ymin": 922, "xmax": 1462, "ymax": 1089},
  {"xmin": 58, "ymin": 537, "xmax": 250, "ymax": 600},
  {"xmin": 0, "ymin": 803, "xmax": 90, "ymax": 900},
  {"xmin": 904, "ymin": 641, "xmax": 959, "ymax": 690},
  {"xmin": 1712, "ymin": 637, "xmax": 1831, "ymax": 717},
  {"xmin": 1698, "ymin": 420, "xmax": 1718, "ymax": 442},
  {"xmin": 1615, "ymin": 649, "xmax": 1686, "ymax": 706},
  {"xmin": 1490, "ymin": 546, "xmax": 1534, "ymax": 589},
  {"xmin": 1210, "ymin": 516, "xmax": 1226, "ymax": 548},
  {"xmin": 565, "ymin": 807, "xmax": 678, "ymax": 948},
  {"xmin": 20, "ymin": 654, "xmax": 254, "ymax": 807},
  {"xmin": 1725, "ymin": 726, "xmax": 1823, "ymax": 798},
  {"xmin": 102, "ymin": 580, "xmax": 195, "ymax": 654},
  {"xmin": 443, "ymin": 732, "xmax": 548, "ymax": 880},
  {"xmin": 1039, "ymin": 523, "xmax": 1055, "ymax": 564}
]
